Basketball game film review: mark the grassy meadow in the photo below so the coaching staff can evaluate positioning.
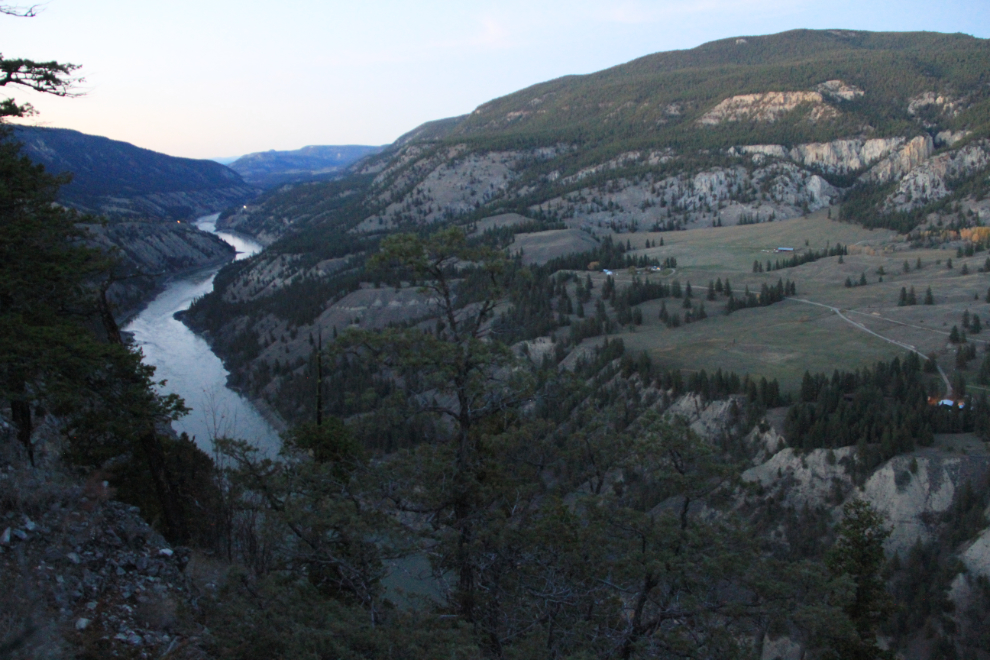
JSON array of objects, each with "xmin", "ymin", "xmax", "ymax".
[{"xmin": 564, "ymin": 207, "xmax": 990, "ymax": 391}]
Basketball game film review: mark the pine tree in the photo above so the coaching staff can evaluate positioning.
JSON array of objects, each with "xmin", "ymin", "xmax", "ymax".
[
  {"xmin": 826, "ymin": 500, "xmax": 895, "ymax": 660},
  {"xmin": 925, "ymin": 287, "xmax": 935, "ymax": 305}
]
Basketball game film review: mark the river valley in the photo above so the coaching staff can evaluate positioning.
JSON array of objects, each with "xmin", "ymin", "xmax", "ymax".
[{"xmin": 123, "ymin": 214, "xmax": 281, "ymax": 456}]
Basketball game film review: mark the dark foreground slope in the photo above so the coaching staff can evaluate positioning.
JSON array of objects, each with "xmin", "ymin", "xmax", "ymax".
[{"xmin": 13, "ymin": 126, "xmax": 257, "ymax": 221}]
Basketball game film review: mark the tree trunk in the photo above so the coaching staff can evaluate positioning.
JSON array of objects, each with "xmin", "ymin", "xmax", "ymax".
[
  {"xmin": 454, "ymin": 374, "xmax": 475, "ymax": 622},
  {"xmin": 10, "ymin": 399, "xmax": 33, "ymax": 466},
  {"xmin": 138, "ymin": 427, "xmax": 188, "ymax": 544},
  {"xmin": 98, "ymin": 280, "xmax": 123, "ymax": 346}
]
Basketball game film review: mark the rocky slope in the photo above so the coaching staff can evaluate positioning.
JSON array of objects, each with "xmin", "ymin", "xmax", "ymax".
[
  {"xmin": 12, "ymin": 126, "xmax": 257, "ymax": 221},
  {"xmin": 84, "ymin": 221, "xmax": 235, "ymax": 318},
  {"xmin": 674, "ymin": 396, "xmax": 990, "ymax": 659},
  {"xmin": 0, "ymin": 420, "xmax": 207, "ymax": 659}
]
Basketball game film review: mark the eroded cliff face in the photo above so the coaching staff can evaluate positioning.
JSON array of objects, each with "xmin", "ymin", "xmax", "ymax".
[
  {"xmin": 665, "ymin": 394, "xmax": 990, "ymax": 659},
  {"xmin": 882, "ymin": 141, "xmax": 990, "ymax": 212},
  {"xmin": 859, "ymin": 134, "xmax": 936, "ymax": 185},
  {"xmin": 740, "ymin": 137, "xmax": 905, "ymax": 174},
  {"xmin": 697, "ymin": 91, "xmax": 836, "ymax": 125},
  {"xmin": 739, "ymin": 432, "xmax": 990, "ymax": 557},
  {"xmin": 220, "ymin": 122, "xmax": 989, "ymax": 248},
  {"xmin": 84, "ymin": 221, "xmax": 235, "ymax": 318}
]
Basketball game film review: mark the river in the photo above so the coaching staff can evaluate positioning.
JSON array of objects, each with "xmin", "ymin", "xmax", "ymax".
[{"xmin": 123, "ymin": 213, "xmax": 281, "ymax": 456}]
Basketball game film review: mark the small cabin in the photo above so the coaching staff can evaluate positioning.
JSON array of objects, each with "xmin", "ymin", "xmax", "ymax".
[{"xmin": 775, "ymin": 247, "xmax": 795, "ymax": 253}]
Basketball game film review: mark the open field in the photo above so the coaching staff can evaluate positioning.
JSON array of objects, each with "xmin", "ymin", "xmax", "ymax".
[
  {"xmin": 513, "ymin": 228, "xmax": 600, "ymax": 265},
  {"xmin": 559, "ymin": 208, "xmax": 990, "ymax": 392},
  {"xmin": 617, "ymin": 299, "xmax": 903, "ymax": 391}
]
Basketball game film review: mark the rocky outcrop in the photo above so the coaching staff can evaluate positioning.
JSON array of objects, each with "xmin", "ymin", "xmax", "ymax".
[
  {"xmin": 859, "ymin": 134, "xmax": 935, "ymax": 184},
  {"xmin": 744, "ymin": 137, "xmax": 933, "ymax": 182},
  {"xmin": 908, "ymin": 92, "xmax": 964, "ymax": 118},
  {"xmin": 356, "ymin": 147, "xmax": 525, "ymax": 233},
  {"xmin": 862, "ymin": 452, "xmax": 990, "ymax": 552},
  {"xmin": 816, "ymin": 80, "xmax": 865, "ymax": 101},
  {"xmin": 881, "ymin": 141, "xmax": 990, "ymax": 212},
  {"xmin": 742, "ymin": 447, "xmax": 856, "ymax": 509},
  {"xmin": 789, "ymin": 138, "xmax": 903, "ymax": 174},
  {"xmin": 698, "ymin": 91, "xmax": 836, "ymax": 125},
  {"xmin": 935, "ymin": 130, "xmax": 971, "ymax": 147},
  {"xmin": 741, "ymin": 441, "xmax": 990, "ymax": 555}
]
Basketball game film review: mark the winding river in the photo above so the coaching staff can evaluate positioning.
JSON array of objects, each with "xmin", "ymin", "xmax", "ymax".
[{"xmin": 124, "ymin": 214, "xmax": 281, "ymax": 456}]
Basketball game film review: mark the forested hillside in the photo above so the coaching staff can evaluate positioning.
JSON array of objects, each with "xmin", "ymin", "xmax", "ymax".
[{"xmin": 13, "ymin": 126, "xmax": 256, "ymax": 221}]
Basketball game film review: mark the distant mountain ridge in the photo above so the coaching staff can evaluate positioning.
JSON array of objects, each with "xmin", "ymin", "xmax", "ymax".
[
  {"xmin": 228, "ymin": 144, "xmax": 382, "ymax": 188},
  {"xmin": 11, "ymin": 126, "xmax": 256, "ymax": 221}
]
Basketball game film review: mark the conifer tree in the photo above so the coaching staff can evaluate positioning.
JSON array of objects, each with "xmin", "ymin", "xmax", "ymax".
[{"xmin": 825, "ymin": 500, "xmax": 895, "ymax": 660}]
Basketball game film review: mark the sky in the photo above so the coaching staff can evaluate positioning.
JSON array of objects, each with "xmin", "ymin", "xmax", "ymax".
[{"xmin": 4, "ymin": 0, "xmax": 989, "ymax": 160}]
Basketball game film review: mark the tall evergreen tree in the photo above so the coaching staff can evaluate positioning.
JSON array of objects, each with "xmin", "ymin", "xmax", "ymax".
[{"xmin": 825, "ymin": 500, "xmax": 895, "ymax": 660}]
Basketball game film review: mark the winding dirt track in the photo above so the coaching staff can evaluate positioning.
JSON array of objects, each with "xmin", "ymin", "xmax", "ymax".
[{"xmin": 785, "ymin": 297, "xmax": 952, "ymax": 393}]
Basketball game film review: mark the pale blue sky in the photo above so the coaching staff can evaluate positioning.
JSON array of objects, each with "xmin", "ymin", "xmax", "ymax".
[{"xmin": 5, "ymin": 0, "xmax": 989, "ymax": 159}]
